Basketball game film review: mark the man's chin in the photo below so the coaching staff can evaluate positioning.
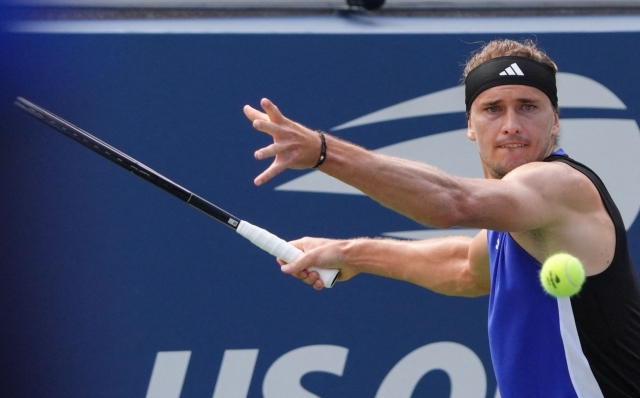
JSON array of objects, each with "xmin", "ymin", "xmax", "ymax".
[{"xmin": 486, "ymin": 159, "xmax": 530, "ymax": 179}]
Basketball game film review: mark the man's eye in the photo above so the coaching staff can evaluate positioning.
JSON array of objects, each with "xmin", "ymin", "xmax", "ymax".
[
  {"xmin": 487, "ymin": 106, "xmax": 498, "ymax": 112},
  {"xmin": 523, "ymin": 104, "xmax": 535, "ymax": 110}
]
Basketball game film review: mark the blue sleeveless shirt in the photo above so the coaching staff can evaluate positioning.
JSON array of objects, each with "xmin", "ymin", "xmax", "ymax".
[
  {"xmin": 487, "ymin": 228, "xmax": 597, "ymax": 397},
  {"xmin": 487, "ymin": 149, "xmax": 640, "ymax": 397}
]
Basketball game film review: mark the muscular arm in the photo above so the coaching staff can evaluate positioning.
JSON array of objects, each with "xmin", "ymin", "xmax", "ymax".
[
  {"xmin": 285, "ymin": 231, "xmax": 491, "ymax": 295},
  {"xmin": 245, "ymin": 99, "xmax": 587, "ymax": 232},
  {"xmin": 316, "ymin": 136, "xmax": 466, "ymax": 228},
  {"xmin": 245, "ymin": 99, "xmax": 614, "ymax": 279}
]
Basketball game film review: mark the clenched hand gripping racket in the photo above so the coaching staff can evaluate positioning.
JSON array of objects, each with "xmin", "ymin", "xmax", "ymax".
[{"xmin": 15, "ymin": 97, "xmax": 339, "ymax": 288}]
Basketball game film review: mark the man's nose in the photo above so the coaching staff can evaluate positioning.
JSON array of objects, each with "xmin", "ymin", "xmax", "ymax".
[{"xmin": 502, "ymin": 108, "xmax": 522, "ymax": 135}]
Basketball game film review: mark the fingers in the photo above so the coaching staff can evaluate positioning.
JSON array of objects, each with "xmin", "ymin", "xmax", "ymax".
[
  {"xmin": 243, "ymin": 105, "xmax": 270, "ymax": 122},
  {"xmin": 254, "ymin": 143, "xmax": 281, "ymax": 160},
  {"xmin": 280, "ymin": 260, "xmax": 324, "ymax": 290},
  {"xmin": 280, "ymin": 258, "xmax": 306, "ymax": 275},
  {"xmin": 254, "ymin": 160, "xmax": 287, "ymax": 186},
  {"xmin": 278, "ymin": 237, "xmax": 342, "ymax": 291},
  {"xmin": 243, "ymin": 98, "xmax": 285, "ymax": 124},
  {"xmin": 296, "ymin": 270, "xmax": 324, "ymax": 291},
  {"xmin": 280, "ymin": 250, "xmax": 328, "ymax": 278},
  {"xmin": 247, "ymin": 98, "xmax": 323, "ymax": 185},
  {"xmin": 260, "ymin": 98, "xmax": 285, "ymax": 124},
  {"xmin": 252, "ymin": 118, "xmax": 288, "ymax": 139}
]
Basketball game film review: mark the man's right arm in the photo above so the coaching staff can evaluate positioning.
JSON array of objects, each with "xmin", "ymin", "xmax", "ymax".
[
  {"xmin": 245, "ymin": 99, "xmax": 467, "ymax": 229},
  {"xmin": 282, "ymin": 230, "xmax": 491, "ymax": 295}
]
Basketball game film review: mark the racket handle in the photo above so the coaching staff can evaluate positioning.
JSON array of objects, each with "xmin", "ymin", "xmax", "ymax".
[{"xmin": 236, "ymin": 221, "xmax": 339, "ymax": 288}]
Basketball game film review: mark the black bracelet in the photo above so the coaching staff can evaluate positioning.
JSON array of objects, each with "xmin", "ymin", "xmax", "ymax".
[{"xmin": 313, "ymin": 130, "xmax": 327, "ymax": 169}]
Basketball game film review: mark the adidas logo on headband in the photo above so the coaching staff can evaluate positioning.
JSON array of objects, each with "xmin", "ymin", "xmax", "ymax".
[{"xmin": 499, "ymin": 63, "xmax": 524, "ymax": 76}]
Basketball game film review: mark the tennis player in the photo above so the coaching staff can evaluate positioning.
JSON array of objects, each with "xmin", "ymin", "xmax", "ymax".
[{"xmin": 244, "ymin": 39, "xmax": 640, "ymax": 397}]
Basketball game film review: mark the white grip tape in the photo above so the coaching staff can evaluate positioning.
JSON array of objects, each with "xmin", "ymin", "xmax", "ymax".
[{"xmin": 236, "ymin": 220, "xmax": 338, "ymax": 288}]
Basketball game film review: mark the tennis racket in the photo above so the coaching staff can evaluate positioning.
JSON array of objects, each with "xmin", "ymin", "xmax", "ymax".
[{"xmin": 15, "ymin": 97, "xmax": 339, "ymax": 288}]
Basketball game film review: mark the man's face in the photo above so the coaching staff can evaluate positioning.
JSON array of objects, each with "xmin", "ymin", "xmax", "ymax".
[{"xmin": 467, "ymin": 85, "xmax": 560, "ymax": 179}]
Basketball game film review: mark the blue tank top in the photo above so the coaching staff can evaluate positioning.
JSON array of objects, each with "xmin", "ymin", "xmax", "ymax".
[
  {"xmin": 488, "ymin": 229, "xmax": 594, "ymax": 397},
  {"xmin": 487, "ymin": 150, "xmax": 620, "ymax": 398}
]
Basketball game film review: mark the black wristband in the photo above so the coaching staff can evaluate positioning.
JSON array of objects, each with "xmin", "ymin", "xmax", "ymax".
[{"xmin": 313, "ymin": 130, "xmax": 327, "ymax": 169}]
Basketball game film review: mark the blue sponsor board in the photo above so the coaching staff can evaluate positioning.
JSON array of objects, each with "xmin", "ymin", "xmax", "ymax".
[{"xmin": 1, "ymin": 16, "xmax": 639, "ymax": 398}]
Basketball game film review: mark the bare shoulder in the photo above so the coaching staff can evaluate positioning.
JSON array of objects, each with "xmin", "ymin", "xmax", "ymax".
[
  {"xmin": 503, "ymin": 159, "xmax": 602, "ymax": 213},
  {"xmin": 507, "ymin": 160, "xmax": 616, "ymax": 275},
  {"xmin": 505, "ymin": 159, "xmax": 578, "ymax": 185}
]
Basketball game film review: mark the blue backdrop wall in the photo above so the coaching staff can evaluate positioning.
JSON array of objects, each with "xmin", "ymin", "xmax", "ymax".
[{"xmin": 1, "ymin": 16, "xmax": 639, "ymax": 398}]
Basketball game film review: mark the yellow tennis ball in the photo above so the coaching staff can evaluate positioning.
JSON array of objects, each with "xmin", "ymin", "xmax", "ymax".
[{"xmin": 540, "ymin": 253, "xmax": 586, "ymax": 297}]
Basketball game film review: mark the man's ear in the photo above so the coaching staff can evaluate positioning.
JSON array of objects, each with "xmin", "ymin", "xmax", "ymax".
[
  {"xmin": 467, "ymin": 118, "xmax": 477, "ymax": 141},
  {"xmin": 551, "ymin": 111, "xmax": 560, "ymax": 139}
]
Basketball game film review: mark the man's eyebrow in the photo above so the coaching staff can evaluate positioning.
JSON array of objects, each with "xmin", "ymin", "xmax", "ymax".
[{"xmin": 480, "ymin": 99, "xmax": 503, "ymax": 106}]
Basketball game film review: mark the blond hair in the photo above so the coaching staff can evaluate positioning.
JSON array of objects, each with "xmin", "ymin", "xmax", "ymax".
[{"xmin": 463, "ymin": 39, "xmax": 558, "ymax": 81}]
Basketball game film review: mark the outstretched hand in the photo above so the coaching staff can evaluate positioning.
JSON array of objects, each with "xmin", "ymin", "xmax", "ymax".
[
  {"xmin": 278, "ymin": 237, "xmax": 358, "ymax": 290},
  {"xmin": 244, "ymin": 98, "xmax": 323, "ymax": 186}
]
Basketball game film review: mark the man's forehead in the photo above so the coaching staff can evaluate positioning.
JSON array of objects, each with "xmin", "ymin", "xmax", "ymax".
[{"xmin": 474, "ymin": 85, "xmax": 548, "ymax": 104}]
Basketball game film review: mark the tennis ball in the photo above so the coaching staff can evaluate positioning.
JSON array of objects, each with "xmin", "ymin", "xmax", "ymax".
[{"xmin": 540, "ymin": 253, "xmax": 585, "ymax": 297}]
